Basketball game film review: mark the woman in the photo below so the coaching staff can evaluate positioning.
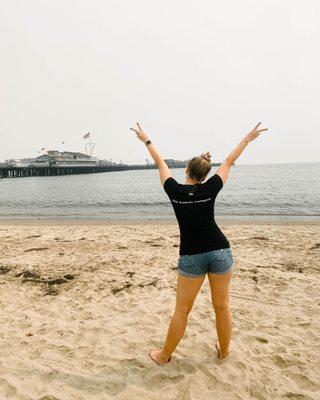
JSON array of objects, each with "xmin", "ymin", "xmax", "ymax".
[{"xmin": 130, "ymin": 121, "xmax": 268, "ymax": 365}]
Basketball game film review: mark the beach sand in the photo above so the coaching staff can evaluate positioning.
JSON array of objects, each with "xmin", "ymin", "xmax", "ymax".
[{"xmin": 0, "ymin": 220, "xmax": 319, "ymax": 400}]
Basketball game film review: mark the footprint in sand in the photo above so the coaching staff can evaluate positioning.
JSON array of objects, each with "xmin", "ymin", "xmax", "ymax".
[
  {"xmin": 255, "ymin": 337, "xmax": 268, "ymax": 343},
  {"xmin": 243, "ymin": 335, "xmax": 269, "ymax": 345},
  {"xmin": 273, "ymin": 354, "xmax": 288, "ymax": 369}
]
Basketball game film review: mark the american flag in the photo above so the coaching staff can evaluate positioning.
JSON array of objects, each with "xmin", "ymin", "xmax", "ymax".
[{"xmin": 83, "ymin": 132, "xmax": 90, "ymax": 139}]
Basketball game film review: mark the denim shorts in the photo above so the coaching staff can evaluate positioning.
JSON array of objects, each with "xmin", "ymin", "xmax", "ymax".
[{"xmin": 177, "ymin": 247, "xmax": 234, "ymax": 278}]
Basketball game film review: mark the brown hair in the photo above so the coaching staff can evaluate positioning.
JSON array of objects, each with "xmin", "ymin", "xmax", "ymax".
[{"xmin": 186, "ymin": 151, "xmax": 212, "ymax": 182}]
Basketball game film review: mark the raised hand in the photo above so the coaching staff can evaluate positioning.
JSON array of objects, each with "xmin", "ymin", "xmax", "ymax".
[
  {"xmin": 245, "ymin": 122, "xmax": 268, "ymax": 142},
  {"xmin": 130, "ymin": 122, "xmax": 149, "ymax": 143}
]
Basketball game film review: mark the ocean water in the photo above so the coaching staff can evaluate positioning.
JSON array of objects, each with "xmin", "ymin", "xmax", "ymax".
[{"xmin": 0, "ymin": 162, "xmax": 319, "ymax": 221}]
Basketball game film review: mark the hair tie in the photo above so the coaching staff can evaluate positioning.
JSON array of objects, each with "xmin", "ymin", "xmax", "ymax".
[{"xmin": 201, "ymin": 152, "xmax": 210, "ymax": 162}]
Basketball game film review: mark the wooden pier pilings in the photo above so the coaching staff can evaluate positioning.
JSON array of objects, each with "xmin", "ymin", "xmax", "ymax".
[{"xmin": 0, "ymin": 165, "xmax": 128, "ymax": 179}]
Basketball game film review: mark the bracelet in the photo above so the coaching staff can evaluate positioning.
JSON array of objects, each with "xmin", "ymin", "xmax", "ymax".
[{"xmin": 145, "ymin": 139, "xmax": 151, "ymax": 146}]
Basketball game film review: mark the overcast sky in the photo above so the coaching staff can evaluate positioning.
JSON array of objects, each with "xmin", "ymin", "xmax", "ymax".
[{"xmin": 1, "ymin": 0, "xmax": 319, "ymax": 164}]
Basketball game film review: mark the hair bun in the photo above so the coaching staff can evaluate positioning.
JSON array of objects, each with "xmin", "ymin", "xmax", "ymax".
[{"xmin": 201, "ymin": 151, "xmax": 211, "ymax": 163}]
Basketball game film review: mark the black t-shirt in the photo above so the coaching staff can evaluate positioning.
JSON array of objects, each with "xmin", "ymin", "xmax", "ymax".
[{"xmin": 164, "ymin": 174, "xmax": 230, "ymax": 255}]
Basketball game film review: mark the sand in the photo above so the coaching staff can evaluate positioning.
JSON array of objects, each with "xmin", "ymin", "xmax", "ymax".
[{"xmin": 0, "ymin": 220, "xmax": 319, "ymax": 400}]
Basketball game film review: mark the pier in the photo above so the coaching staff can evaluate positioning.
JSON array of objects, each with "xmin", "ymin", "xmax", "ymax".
[
  {"xmin": 0, "ymin": 165, "xmax": 127, "ymax": 179},
  {"xmin": 0, "ymin": 162, "xmax": 222, "ymax": 179}
]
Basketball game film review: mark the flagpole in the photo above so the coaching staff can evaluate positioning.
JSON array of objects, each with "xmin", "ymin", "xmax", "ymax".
[{"xmin": 83, "ymin": 132, "xmax": 94, "ymax": 156}]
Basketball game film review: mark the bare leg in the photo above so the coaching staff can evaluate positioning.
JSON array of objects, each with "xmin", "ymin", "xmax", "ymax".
[
  {"xmin": 148, "ymin": 273, "xmax": 205, "ymax": 365},
  {"xmin": 208, "ymin": 270, "xmax": 233, "ymax": 359}
]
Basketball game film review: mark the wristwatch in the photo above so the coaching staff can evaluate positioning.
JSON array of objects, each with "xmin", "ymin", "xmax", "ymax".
[{"xmin": 145, "ymin": 139, "xmax": 152, "ymax": 146}]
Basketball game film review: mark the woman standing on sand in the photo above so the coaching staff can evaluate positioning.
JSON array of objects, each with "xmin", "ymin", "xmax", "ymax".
[{"xmin": 130, "ymin": 121, "xmax": 268, "ymax": 365}]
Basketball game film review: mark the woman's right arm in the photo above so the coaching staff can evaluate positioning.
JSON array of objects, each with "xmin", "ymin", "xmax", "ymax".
[{"xmin": 216, "ymin": 122, "xmax": 268, "ymax": 185}]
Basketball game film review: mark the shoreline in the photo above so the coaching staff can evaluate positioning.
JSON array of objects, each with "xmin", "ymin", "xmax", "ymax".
[{"xmin": 0, "ymin": 217, "xmax": 320, "ymax": 226}]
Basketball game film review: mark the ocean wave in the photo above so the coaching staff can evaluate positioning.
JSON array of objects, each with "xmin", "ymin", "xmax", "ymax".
[{"xmin": 0, "ymin": 201, "xmax": 319, "ymax": 216}]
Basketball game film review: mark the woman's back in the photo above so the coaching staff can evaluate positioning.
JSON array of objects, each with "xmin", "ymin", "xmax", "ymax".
[{"xmin": 164, "ymin": 173, "xmax": 230, "ymax": 255}]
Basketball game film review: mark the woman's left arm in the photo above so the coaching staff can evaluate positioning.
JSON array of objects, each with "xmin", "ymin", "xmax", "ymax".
[{"xmin": 130, "ymin": 122, "xmax": 172, "ymax": 185}]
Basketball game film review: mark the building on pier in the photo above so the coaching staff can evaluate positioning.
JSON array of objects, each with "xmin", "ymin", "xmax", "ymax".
[
  {"xmin": 4, "ymin": 158, "xmax": 37, "ymax": 167},
  {"xmin": 2, "ymin": 152, "xmax": 99, "ymax": 168},
  {"xmin": 34, "ymin": 150, "xmax": 99, "ymax": 167}
]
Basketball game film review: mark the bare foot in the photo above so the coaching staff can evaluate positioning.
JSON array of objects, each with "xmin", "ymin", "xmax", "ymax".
[
  {"xmin": 148, "ymin": 349, "xmax": 171, "ymax": 366},
  {"xmin": 215, "ymin": 342, "xmax": 229, "ymax": 360}
]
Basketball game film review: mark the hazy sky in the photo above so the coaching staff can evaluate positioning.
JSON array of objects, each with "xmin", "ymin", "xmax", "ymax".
[{"xmin": 1, "ymin": 0, "xmax": 319, "ymax": 164}]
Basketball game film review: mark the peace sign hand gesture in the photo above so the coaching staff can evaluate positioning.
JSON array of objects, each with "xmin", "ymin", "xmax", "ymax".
[
  {"xmin": 130, "ymin": 122, "xmax": 149, "ymax": 143},
  {"xmin": 245, "ymin": 122, "xmax": 268, "ymax": 142}
]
